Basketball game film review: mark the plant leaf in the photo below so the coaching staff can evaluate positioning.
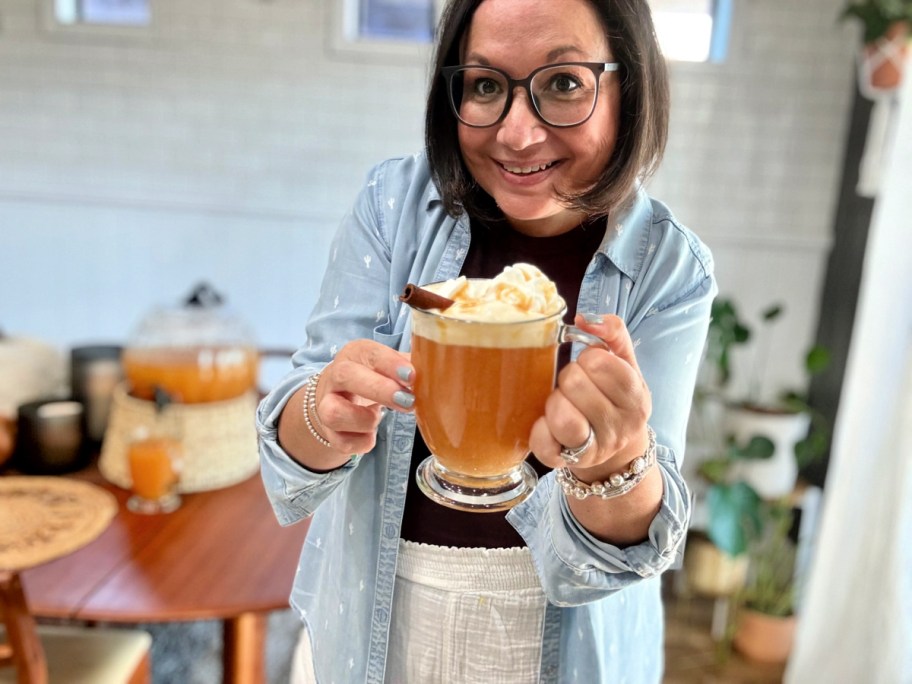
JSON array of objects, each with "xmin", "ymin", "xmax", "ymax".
[
  {"xmin": 730, "ymin": 435, "xmax": 776, "ymax": 460},
  {"xmin": 779, "ymin": 392, "xmax": 808, "ymax": 412},
  {"xmin": 761, "ymin": 304, "xmax": 784, "ymax": 321},
  {"xmin": 698, "ymin": 458, "xmax": 731, "ymax": 484},
  {"xmin": 705, "ymin": 298, "xmax": 752, "ymax": 388},
  {"xmin": 840, "ymin": 3, "xmax": 907, "ymax": 42},
  {"xmin": 733, "ymin": 322, "xmax": 750, "ymax": 343},
  {"xmin": 795, "ymin": 429, "xmax": 828, "ymax": 467},
  {"xmin": 805, "ymin": 344, "xmax": 831, "ymax": 375},
  {"xmin": 707, "ymin": 482, "xmax": 762, "ymax": 557}
]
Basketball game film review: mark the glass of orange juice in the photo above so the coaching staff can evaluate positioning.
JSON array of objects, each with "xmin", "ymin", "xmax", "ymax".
[{"xmin": 127, "ymin": 427, "xmax": 182, "ymax": 514}]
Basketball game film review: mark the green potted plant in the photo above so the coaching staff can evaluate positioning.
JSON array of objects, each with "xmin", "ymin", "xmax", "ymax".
[
  {"xmin": 841, "ymin": 0, "xmax": 912, "ymax": 89},
  {"xmin": 685, "ymin": 298, "xmax": 828, "ymax": 599},
  {"xmin": 693, "ymin": 448, "xmax": 802, "ymax": 662},
  {"xmin": 698, "ymin": 435, "xmax": 769, "ymax": 559},
  {"xmin": 698, "ymin": 298, "xmax": 830, "ymax": 499},
  {"xmin": 730, "ymin": 499, "xmax": 800, "ymax": 663}
]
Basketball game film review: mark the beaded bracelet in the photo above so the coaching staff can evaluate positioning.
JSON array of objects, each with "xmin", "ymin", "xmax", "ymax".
[
  {"xmin": 303, "ymin": 371, "xmax": 332, "ymax": 449},
  {"xmin": 556, "ymin": 425, "xmax": 657, "ymax": 500}
]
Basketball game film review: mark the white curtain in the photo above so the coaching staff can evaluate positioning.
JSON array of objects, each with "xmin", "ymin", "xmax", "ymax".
[{"xmin": 786, "ymin": 60, "xmax": 912, "ymax": 683}]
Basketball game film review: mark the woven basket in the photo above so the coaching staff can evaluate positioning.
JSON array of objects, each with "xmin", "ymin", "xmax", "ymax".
[{"xmin": 99, "ymin": 383, "xmax": 259, "ymax": 493}]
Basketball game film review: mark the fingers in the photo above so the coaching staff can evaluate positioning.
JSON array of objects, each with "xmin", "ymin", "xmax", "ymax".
[
  {"xmin": 530, "ymin": 415, "xmax": 567, "ymax": 468},
  {"xmin": 318, "ymin": 404, "xmax": 384, "ymax": 457},
  {"xmin": 309, "ymin": 340, "xmax": 414, "ymax": 450},
  {"xmin": 530, "ymin": 392, "xmax": 595, "ymax": 470},
  {"xmin": 531, "ymin": 315, "xmax": 651, "ymax": 470},
  {"xmin": 571, "ymin": 314, "xmax": 650, "ymax": 417},
  {"xmin": 323, "ymin": 340, "xmax": 415, "ymax": 412},
  {"xmin": 574, "ymin": 313, "xmax": 640, "ymax": 372}
]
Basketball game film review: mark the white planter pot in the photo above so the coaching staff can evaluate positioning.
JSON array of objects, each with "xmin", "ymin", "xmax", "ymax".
[{"xmin": 724, "ymin": 407, "xmax": 810, "ymax": 499}]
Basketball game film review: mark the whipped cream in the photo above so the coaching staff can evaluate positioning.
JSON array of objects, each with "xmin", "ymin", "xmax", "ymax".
[{"xmin": 428, "ymin": 264, "xmax": 564, "ymax": 322}]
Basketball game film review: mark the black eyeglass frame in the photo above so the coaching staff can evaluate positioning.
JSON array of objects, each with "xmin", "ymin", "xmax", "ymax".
[{"xmin": 441, "ymin": 61, "xmax": 620, "ymax": 129}]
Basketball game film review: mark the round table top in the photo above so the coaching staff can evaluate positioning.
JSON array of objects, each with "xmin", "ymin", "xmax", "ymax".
[
  {"xmin": 0, "ymin": 476, "xmax": 117, "ymax": 571},
  {"xmin": 22, "ymin": 468, "xmax": 311, "ymax": 623}
]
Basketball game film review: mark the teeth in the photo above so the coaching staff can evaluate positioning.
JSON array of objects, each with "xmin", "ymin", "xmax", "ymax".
[{"xmin": 502, "ymin": 161, "xmax": 554, "ymax": 175}]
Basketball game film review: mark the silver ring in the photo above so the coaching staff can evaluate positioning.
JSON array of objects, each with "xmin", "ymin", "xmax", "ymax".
[{"xmin": 559, "ymin": 426, "xmax": 594, "ymax": 465}]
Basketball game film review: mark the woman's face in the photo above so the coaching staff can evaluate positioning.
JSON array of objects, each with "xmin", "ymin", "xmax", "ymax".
[{"xmin": 457, "ymin": 0, "xmax": 620, "ymax": 237}]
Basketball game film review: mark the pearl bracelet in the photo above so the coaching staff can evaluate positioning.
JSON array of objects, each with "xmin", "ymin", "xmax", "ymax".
[
  {"xmin": 557, "ymin": 426, "xmax": 657, "ymax": 500},
  {"xmin": 303, "ymin": 371, "xmax": 332, "ymax": 449}
]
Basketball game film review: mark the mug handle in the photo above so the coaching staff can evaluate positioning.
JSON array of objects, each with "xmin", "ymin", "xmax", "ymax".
[{"xmin": 558, "ymin": 324, "xmax": 610, "ymax": 351}]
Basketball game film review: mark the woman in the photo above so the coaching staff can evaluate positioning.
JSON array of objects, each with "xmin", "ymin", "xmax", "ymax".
[{"xmin": 257, "ymin": 0, "xmax": 716, "ymax": 681}]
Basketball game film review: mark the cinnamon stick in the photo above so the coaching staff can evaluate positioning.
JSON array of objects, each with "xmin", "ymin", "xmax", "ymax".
[{"xmin": 399, "ymin": 283, "xmax": 455, "ymax": 311}]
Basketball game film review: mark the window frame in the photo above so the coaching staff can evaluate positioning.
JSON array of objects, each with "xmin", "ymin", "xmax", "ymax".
[
  {"xmin": 325, "ymin": 0, "xmax": 444, "ymax": 64},
  {"xmin": 41, "ymin": 0, "xmax": 156, "ymax": 40}
]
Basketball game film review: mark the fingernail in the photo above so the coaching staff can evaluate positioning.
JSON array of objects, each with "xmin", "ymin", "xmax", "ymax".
[
  {"xmin": 582, "ymin": 313, "xmax": 603, "ymax": 325},
  {"xmin": 397, "ymin": 366, "xmax": 413, "ymax": 383},
  {"xmin": 393, "ymin": 391, "xmax": 415, "ymax": 409}
]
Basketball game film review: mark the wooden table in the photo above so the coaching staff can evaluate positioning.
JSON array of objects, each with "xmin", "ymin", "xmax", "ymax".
[{"xmin": 18, "ymin": 467, "xmax": 311, "ymax": 684}]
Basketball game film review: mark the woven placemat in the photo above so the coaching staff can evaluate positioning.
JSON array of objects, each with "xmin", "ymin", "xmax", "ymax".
[{"xmin": 0, "ymin": 476, "xmax": 117, "ymax": 571}]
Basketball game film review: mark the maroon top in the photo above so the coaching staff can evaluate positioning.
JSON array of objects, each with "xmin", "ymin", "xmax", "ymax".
[{"xmin": 399, "ymin": 217, "xmax": 605, "ymax": 548}]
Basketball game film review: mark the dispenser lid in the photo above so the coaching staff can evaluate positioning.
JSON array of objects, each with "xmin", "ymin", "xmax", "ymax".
[{"xmin": 127, "ymin": 283, "xmax": 256, "ymax": 350}]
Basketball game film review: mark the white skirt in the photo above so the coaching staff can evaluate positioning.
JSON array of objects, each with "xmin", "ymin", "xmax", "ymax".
[{"xmin": 291, "ymin": 540, "xmax": 548, "ymax": 684}]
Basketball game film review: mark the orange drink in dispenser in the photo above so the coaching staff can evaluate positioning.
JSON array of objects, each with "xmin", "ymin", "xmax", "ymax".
[
  {"xmin": 122, "ymin": 346, "xmax": 258, "ymax": 404},
  {"xmin": 123, "ymin": 284, "xmax": 259, "ymax": 404}
]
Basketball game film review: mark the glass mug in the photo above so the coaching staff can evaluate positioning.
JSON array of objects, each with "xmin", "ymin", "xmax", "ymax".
[{"xmin": 410, "ymin": 297, "xmax": 607, "ymax": 512}]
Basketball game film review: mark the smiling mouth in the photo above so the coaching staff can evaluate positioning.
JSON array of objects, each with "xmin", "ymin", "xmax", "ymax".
[{"xmin": 499, "ymin": 160, "xmax": 558, "ymax": 175}]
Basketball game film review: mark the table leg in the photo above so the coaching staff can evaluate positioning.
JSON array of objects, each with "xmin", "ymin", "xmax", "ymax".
[
  {"xmin": 222, "ymin": 612, "xmax": 267, "ymax": 684},
  {"xmin": 1, "ymin": 571, "xmax": 48, "ymax": 684}
]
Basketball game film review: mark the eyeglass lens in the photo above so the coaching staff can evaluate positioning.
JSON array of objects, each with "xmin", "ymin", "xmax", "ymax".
[{"xmin": 450, "ymin": 64, "xmax": 600, "ymax": 127}]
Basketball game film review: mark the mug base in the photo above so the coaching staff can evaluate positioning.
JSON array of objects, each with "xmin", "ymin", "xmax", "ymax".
[{"xmin": 416, "ymin": 456, "xmax": 538, "ymax": 513}]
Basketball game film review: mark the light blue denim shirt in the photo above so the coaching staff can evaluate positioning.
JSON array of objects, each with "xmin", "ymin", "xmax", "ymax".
[{"xmin": 257, "ymin": 152, "xmax": 716, "ymax": 684}]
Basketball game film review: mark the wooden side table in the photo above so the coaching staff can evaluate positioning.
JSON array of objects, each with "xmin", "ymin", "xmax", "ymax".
[
  {"xmin": 18, "ymin": 469, "xmax": 311, "ymax": 684},
  {"xmin": 0, "ymin": 476, "xmax": 120, "ymax": 683}
]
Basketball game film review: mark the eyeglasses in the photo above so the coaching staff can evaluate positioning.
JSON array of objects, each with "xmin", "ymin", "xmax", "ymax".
[{"xmin": 441, "ymin": 61, "xmax": 619, "ymax": 128}]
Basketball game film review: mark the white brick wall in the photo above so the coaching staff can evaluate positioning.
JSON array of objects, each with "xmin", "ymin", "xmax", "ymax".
[{"xmin": 0, "ymin": 0, "xmax": 857, "ymax": 399}]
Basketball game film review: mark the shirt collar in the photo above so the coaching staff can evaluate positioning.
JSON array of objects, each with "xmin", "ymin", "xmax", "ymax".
[
  {"xmin": 426, "ymin": 178, "xmax": 651, "ymax": 282},
  {"xmin": 597, "ymin": 187, "xmax": 651, "ymax": 282}
]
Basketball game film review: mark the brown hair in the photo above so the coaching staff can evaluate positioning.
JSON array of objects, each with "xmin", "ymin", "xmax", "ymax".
[{"xmin": 425, "ymin": 0, "xmax": 670, "ymax": 220}]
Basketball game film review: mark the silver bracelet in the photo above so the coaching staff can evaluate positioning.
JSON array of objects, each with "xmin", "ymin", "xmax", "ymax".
[
  {"xmin": 557, "ymin": 425, "xmax": 657, "ymax": 500},
  {"xmin": 303, "ymin": 371, "xmax": 332, "ymax": 449}
]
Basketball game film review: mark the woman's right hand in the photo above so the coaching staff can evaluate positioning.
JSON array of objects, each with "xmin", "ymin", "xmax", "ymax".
[
  {"xmin": 278, "ymin": 339, "xmax": 414, "ymax": 469},
  {"xmin": 315, "ymin": 339, "xmax": 415, "ymax": 454}
]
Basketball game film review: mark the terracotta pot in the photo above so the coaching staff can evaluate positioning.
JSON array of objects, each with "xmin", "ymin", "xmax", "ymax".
[
  {"xmin": 863, "ymin": 20, "xmax": 909, "ymax": 90},
  {"xmin": 732, "ymin": 609, "xmax": 796, "ymax": 664}
]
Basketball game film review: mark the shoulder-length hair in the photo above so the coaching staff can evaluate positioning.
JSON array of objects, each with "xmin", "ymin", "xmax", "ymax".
[{"xmin": 425, "ymin": 0, "xmax": 670, "ymax": 221}]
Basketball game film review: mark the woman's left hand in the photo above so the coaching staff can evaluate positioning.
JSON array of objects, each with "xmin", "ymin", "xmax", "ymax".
[{"xmin": 530, "ymin": 313, "xmax": 652, "ymax": 474}]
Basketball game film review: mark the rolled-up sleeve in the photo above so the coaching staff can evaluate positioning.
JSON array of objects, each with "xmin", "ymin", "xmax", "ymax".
[
  {"xmin": 508, "ymin": 448, "xmax": 689, "ymax": 605},
  {"xmin": 256, "ymin": 367, "xmax": 364, "ymax": 525}
]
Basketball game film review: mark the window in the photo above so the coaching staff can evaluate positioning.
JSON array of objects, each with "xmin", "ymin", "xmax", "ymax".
[
  {"xmin": 650, "ymin": 0, "xmax": 732, "ymax": 63},
  {"xmin": 338, "ymin": 0, "xmax": 731, "ymax": 64},
  {"xmin": 328, "ymin": 0, "xmax": 442, "ymax": 61},
  {"xmin": 358, "ymin": 0, "xmax": 436, "ymax": 43},
  {"xmin": 53, "ymin": 0, "xmax": 151, "ymax": 27}
]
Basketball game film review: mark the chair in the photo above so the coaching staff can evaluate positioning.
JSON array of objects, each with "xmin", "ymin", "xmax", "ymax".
[{"xmin": 0, "ymin": 571, "xmax": 152, "ymax": 684}]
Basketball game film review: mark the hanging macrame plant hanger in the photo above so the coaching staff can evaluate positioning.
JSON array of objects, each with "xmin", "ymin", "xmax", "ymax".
[{"xmin": 856, "ymin": 21, "xmax": 908, "ymax": 197}]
